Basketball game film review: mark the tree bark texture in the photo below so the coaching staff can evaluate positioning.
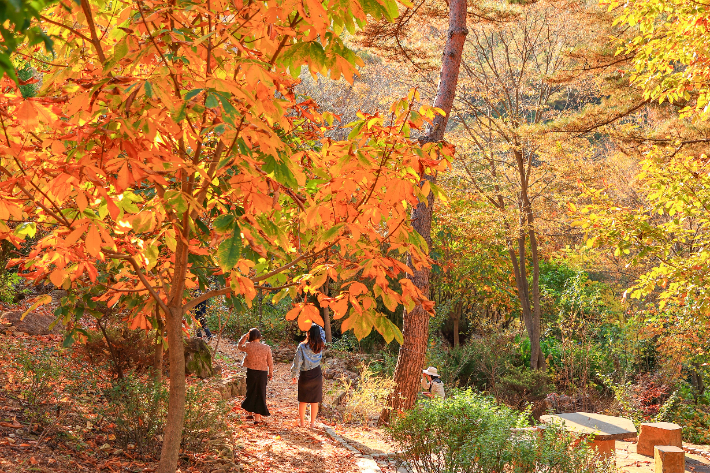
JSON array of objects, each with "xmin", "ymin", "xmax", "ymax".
[
  {"xmin": 380, "ymin": 0, "xmax": 467, "ymax": 424},
  {"xmin": 157, "ymin": 238, "xmax": 189, "ymax": 473}
]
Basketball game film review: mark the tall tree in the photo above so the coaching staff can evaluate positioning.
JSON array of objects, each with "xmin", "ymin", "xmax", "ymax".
[
  {"xmin": 449, "ymin": 5, "xmax": 591, "ymax": 369},
  {"xmin": 0, "ymin": 0, "xmax": 448, "ymax": 470},
  {"xmin": 379, "ymin": 0, "xmax": 468, "ymax": 422}
]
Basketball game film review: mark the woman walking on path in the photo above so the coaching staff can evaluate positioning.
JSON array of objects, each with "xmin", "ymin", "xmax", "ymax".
[
  {"xmin": 238, "ymin": 328, "xmax": 273, "ymax": 424},
  {"xmin": 291, "ymin": 324, "xmax": 325, "ymax": 428}
]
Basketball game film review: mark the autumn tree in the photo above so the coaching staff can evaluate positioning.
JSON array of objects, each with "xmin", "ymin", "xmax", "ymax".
[
  {"xmin": 430, "ymin": 194, "xmax": 517, "ymax": 347},
  {"xmin": 445, "ymin": 3, "xmax": 598, "ymax": 369},
  {"xmin": 0, "ymin": 0, "xmax": 452, "ymax": 470},
  {"xmin": 574, "ymin": 0, "xmax": 710, "ymax": 319},
  {"xmin": 353, "ymin": 0, "xmax": 468, "ymax": 423}
]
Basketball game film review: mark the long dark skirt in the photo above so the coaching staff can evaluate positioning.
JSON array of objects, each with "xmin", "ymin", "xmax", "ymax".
[
  {"xmin": 241, "ymin": 368, "xmax": 270, "ymax": 416},
  {"xmin": 297, "ymin": 366, "xmax": 323, "ymax": 403}
]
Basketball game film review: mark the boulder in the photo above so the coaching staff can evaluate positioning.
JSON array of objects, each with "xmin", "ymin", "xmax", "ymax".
[
  {"xmin": 216, "ymin": 375, "xmax": 247, "ymax": 400},
  {"xmin": 272, "ymin": 345, "xmax": 296, "ymax": 363},
  {"xmin": 184, "ymin": 337, "xmax": 215, "ymax": 379},
  {"xmin": 323, "ymin": 367, "xmax": 359, "ymax": 383},
  {"xmin": 0, "ymin": 310, "xmax": 62, "ymax": 336}
]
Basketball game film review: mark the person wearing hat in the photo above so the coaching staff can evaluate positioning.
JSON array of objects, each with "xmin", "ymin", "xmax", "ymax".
[{"xmin": 421, "ymin": 366, "xmax": 445, "ymax": 400}]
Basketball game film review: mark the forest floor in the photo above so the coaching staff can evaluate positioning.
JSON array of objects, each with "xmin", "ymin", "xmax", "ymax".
[
  {"xmin": 0, "ymin": 328, "xmax": 398, "ymax": 473},
  {"xmin": 2, "ymin": 301, "xmax": 710, "ymax": 473}
]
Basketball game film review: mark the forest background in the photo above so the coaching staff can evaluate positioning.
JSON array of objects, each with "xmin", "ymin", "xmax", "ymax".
[{"xmin": 1, "ymin": 0, "xmax": 710, "ymax": 471}]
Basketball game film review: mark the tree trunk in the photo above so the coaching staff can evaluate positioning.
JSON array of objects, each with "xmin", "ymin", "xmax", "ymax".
[
  {"xmin": 157, "ymin": 306, "xmax": 187, "ymax": 473},
  {"xmin": 527, "ymin": 203, "xmax": 545, "ymax": 370},
  {"xmin": 505, "ymin": 148, "xmax": 544, "ymax": 371},
  {"xmin": 153, "ymin": 313, "xmax": 164, "ymax": 383},
  {"xmin": 452, "ymin": 300, "xmax": 462, "ymax": 348},
  {"xmin": 322, "ymin": 278, "xmax": 332, "ymax": 343},
  {"xmin": 157, "ymin": 238, "xmax": 189, "ymax": 473},
  {"xmin": 379, "ymin": 0, "xmax": 467, "ymax": 424}
]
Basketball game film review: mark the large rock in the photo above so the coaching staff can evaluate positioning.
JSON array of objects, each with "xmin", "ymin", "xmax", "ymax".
[
  {"xmin": 322, "ymin": 357, "xmax": 359, "ymax": 383},
  {"xmin": 0, "ymin": 310, "xmax": 62, "ymax": 335},
  {"xmin": 216, "ymin": 375, "xmax": 247, "ymax": 400},
  {"xmin": 184, "ymin": 337, "xmax": 215, "ymax": 379},
  {"xmin": 272, "ymin": 345, "xmax": 296, "ymax": 363}
]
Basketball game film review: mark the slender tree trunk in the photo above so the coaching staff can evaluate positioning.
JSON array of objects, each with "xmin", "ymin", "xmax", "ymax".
[
  {"xmin": 322, "ymin": 278, "xmax": 332, "ymax": 343},
  {"xmin": 157, "ymin": 238, "xmax": 189, "ymax": 473},
  {"xmin": 153, "ymin": 312, "xmax": 164, "ymax": 383},
  {"xmin": 452, "ymin": 300, "xmax": 462, "ymax": 348},
  {"xmin": 526, "ymin": 197, "xmax": 545, "ymax": 370},
  {"xmin": 97, "ymin": 318, "xmax": 124, "ymax": 380},
  {"xmin": 380, "ymin": 0, "xmax": 467, "ymax": 424}
]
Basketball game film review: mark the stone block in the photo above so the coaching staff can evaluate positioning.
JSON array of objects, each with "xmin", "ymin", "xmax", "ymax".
[
  {"xmin": 638, "ymin": 422, "xmax": 682, "ymax": 457},
  {"xmin": 654, "ymin": 445, "xmax": 685, "ymax": 473},
  {"xmin": 590, "ymin": 438, "xmax": 615, "ymax": 459}
]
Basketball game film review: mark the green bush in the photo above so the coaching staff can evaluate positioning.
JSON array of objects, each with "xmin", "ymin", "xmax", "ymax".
[
  {"xmin": 12, "ymin": 343, "xmax": 64, "ymax": 424},
  {"xmin": 388, "ymin": 390, "xmax": 616, "ymax": 473},
  {"xmin": 102, "ymin": 375, "xmax": 228, "ymax": 456},
  {"xmin": 103, "ymin": 375, "xmax": 169, "ymax": 455},
  {"xmin": 183, "ymin": 382, "xmax": 229, "ymax": 451}
]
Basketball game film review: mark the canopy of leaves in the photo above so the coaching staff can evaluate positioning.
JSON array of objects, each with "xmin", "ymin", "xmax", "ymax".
[{"xmin": 0, "ymin": 0, "xmax": 452, "ymax": 343}]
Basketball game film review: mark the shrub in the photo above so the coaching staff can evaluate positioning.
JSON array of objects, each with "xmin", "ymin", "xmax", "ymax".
[
  {"xmin": 183, "ymin": 382, "xmax": 229, "ymax": 451},
  {"xmin": 102, "ymin": 375, "xmax": 228, "ymax": 457},
  {"xmin": 388, "ymin": 390, "xmax": 616, "ymax": 473},
  {"xmin": 84, "ymin": 325, "xmax": 155, "ymax": 377},
  {"xmin": 11, "ymin": 342, "xmax": 64, "ymax": 424},
  {"xmin": 103, "ymin": 375, "xmax": 169, "ymax": 455},
  {"xmin": 340, "ymin": 364, "xmax": 395, "ymax": 424}
]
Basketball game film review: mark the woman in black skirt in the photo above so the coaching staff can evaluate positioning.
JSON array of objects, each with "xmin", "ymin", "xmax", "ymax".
[
  {"xmin": 238, "ymin": 328, "xmax": 273, "ymax": 424},
  {"xmin": 291, "ymin": 324, "xmax": 325, "ymax": 428}
]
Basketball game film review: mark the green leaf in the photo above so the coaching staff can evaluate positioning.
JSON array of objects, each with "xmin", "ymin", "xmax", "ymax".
[
  {"xmin": 351, "ymin": 311, "xmax": 375, "ymax": 340},
  {"xmin": 214, "ymin": 214, "xmax": 235, "ymax": 233},
  {"xmin": 321, "ymin": 223, "xmax": 344, "ymax": 242},
  {"xmin": 262, "ymin": 155, "xmax": 298, "ymax": 188},
  {"xmin": 205, "ymin": 93, "xmax": 219, "ymax": 108},
  {"xmin": 374, "ymin": 315, "xmax": 403, "ymax": 344},
  {"xmin": 347, "ymin": 121, "xmax": 365, "ymax": 140},
  {"xmin": 216, "ymin": 229, "xmax": 242, "ymax": 271},
  {"xmin": 185, "ymin": 88, "xmax": 203, "ymax": 100}
]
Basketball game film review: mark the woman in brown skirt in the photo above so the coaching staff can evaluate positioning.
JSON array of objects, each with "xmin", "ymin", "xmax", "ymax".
[
  {"xmin": 238, "ymin": 328, "xmax": 273, "ymax": 425},
  {"xmin": 291, "ymin": 324, "xmax": 325, "ymax": 428}
]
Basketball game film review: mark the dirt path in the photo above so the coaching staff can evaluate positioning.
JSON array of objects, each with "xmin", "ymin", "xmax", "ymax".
[{"xmin": 231, "ymin": 362, "xmax": 362, "ymax": 473}]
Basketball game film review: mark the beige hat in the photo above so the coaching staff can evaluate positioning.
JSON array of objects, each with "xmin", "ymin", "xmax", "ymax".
[{"xmin": 422, "ymin": 367, "xmax": 439, "ymax": 377}]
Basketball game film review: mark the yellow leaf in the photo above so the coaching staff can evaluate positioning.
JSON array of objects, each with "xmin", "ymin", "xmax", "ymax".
[{"xmin": 21, "ymin": 295, "xmax": 52, "ymax": 320}]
